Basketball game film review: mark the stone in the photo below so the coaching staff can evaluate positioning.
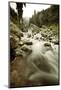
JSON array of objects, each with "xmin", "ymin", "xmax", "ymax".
[
  {"xmin": 42, "ymin": 25, "xmax": 47, "ymax": 29},
  {"xmin": 34, "ymin": 33, "xmax": 42, "ymax": 40},
  {"xmin": 44, "ymin": 42, "xmax": 51, "ymax": 47},
  {"xmin": 10, "ymin": 22, "xmax": 20, "ymax": 35},
  {"xmin": 29, "ymin": 24, "xmax": 41, "ymax": 33},
  {"xmin": 49, "ymin": 37, "xmax": 53, "ymax": 40},
  {"xmin": 15, "ymin": 48, "xmax": 25, "ymax": 57},
  {"xmin": 10, "ymin": 21, "xmax": 23, "ymax": 39},
  {"xmin": 18, "ymin": 41, "xmax": 24, "ymax": 46},
  {"xmin": 21, "ymin": 45, "xmax": 32, "ymax": 53},
  {"xmin": 41, "ymin": 32, "xmax": 47, "ymax": 37},
  {"xmin": 52, "ymin": 39, "xmax": 59, "ymax": 44},
  {"xmin": 22, "ymin": 39, "xmax": 33, "ymax": 45},
  {"xmin": 25, "ymin": 41, "xmax": 33, "ymax": 45}
]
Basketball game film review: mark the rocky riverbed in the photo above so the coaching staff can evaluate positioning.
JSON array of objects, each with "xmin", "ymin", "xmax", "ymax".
[{"xmin": 10, "ymin": 22, "xmax": 59, "ymax": 87}]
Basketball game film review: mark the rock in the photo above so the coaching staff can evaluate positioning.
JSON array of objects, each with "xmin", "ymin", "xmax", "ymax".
[
  {"xmin": 10, "ymin": 33, "xmax": 19, "ymax": 42},
  {"xmin": 34, "ymin": 33, "xmax": 42, "ymax": 40},
  {"xmin": 44, "ymin": 42, "xmax": 51, "ymax": 47},
  {"xmin": 49, "ymin": 37, "xmax": 53, "ymax": 41},
  {"xmin": 34, "ymin": 32, "xmax": 37, "ymax": 35},
  {"xmin": 15, "ymin": 45, "xmax": 32, "ymax": 57},
  {"xmin": 21, "ymin": 37, "xmax": 33, "ymax": 45},
  {"xmin": 41, "ymin": 32, "xmax": 47, "ymax": 37},
  {"xmin": 42, "ymin": 25, "xmax": 47, "ymax": 29},
  {"xmin": 27, "ymin": 30, "xmax": 32, "ymax": 38},
  {"xmin": 40, "ymin": 37, "xmax": 45, "ymax": 41},
  {"xmin": 22, "ymin": 39, "xmax": 33, "ymax": 45},
  {"xmin": 29, "ymin": 24, "xmax": 41, "ymax": 33},
  {"xmin": 10, "ymin": 21, "xmax": 23, "ymax": 39},
  {"xmin": 25, "ymin": 41, "xmax": 33, "ymax": 45},
  {"xmin": 18, "ymin": 41, "xmax": 24, "ymax": 46},
  {"xmin": 35, "ymin": 37, "xmax": 39, "ymax": 40},
  {"xmin": 15, "ymin": 48, "xmax": 25, "ymax": 57},
  {"xmin": 21, "ymin": 45, "xmax": 32, "ymax": 53},
  {"xmin": 10, "ymin": 22, "xmax": 20, "ymax": 35},
  {"xmin": 15, "ymin": 31, "xmax": 23, "ymax": 38},
  {"xmin": 52, "ymin": 39, "xmax": 59, "ymax": 44}
]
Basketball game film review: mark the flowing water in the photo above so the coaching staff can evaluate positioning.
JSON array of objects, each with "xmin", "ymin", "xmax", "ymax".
[{"xmin": 21, "ymin": 31, "xmax": 59, "ymax": 85}]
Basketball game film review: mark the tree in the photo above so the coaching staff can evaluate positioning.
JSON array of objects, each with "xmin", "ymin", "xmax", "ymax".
[{"xmin": 16, "ymin": 2, "xmax": 26, "ymax": 25}]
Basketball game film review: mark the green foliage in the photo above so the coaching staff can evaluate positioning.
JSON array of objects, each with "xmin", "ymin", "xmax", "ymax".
[
  {"xmin": 29, "ymin": 5, "xmax": 59, "ymax": 27},
  {"xmin": 49, "ymin": 24, "xmax": 59, "ymax": 35}
]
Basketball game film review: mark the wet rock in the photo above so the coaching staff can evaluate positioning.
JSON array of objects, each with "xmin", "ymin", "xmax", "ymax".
[
  {"xmin": 34, "ymin": 33, "xmax": 42, "ymax": 40},
  {"xmin": 27, "ymin": 30, "xmax": 32, "ymax": 38},
  {"xmin": 40, "ymin": 37, "xmax": 45, "ymax": 41},
  {"xmin": 52, "ymin": 39, "xmax": 59, "ymax": 44},
  {"xmin": 41, "ymin": 32, "xmax": 47, "ymax": 37},
  {"xmin": 25, "ymin": 41, "xmax": 33, "ymax": 45},
  {"xmin": 49, "ymin": 37, "xmax": 53, "ymax": 41},
  {"xmin": 10, "ymin": 21, "xmax": 23, "ymax": 39},
  {"xmin": 15, "ymin": 31, "xmax": 23, "ymax": 38},
  {"xmin": 35, "ymin": 37, "xmax": 39, "ymax": 40},
  {"xmin": 18, "ymin": 41, "xmax": 24, "ymax": 46},
  {"xmin": 15, "ymin": 48, "xmax": 24, "ymax": 57},
  {"xmin": 10, "ymin": 33, "xmax": 19, "ymax": 42},
  {"xmin": 23, "ymin": 39, "xmax": 33, "ymax": 45},
  {"xmin": 44, "ymin": 42, "xmax": 51, "ymax": 47},
  {"xmin": 29, "ymin": 24, "xmax": 41, "ymax": 33},
  {"xmin": 21, "ymin": 45, "xmax": 32, "ymax": 53}
]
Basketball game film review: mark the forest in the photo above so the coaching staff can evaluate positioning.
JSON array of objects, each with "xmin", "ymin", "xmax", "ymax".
[{"xmin": 30, "ymin": 5, "xmax": 59, "ymax": 26}]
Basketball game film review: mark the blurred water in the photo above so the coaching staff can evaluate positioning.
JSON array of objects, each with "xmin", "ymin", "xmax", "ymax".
[
  {"xmin": 24, "ymin": 34, "xmax": 59, "ymax": 84},
  {"xmin": 20, "ymin": 30, "xmax": 59, "ymax": 85}
]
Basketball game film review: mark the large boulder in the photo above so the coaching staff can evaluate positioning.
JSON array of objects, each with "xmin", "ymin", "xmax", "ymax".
[
  {"xmin": 15, "ymin": 47, "xmax": 24, "ymax": 56},
  {"xmin": 21, "ymin": 45, "xmax": 32, "ymax": 53},
  {"xmin": 10, "ymin": 22, "xmax": 20, "ymax": 35},
  {"xmin": 29, "ymin": 24, "xmax": 41, "ymax": 33},
  {"xmin": 10, "ymin": 21, "xmax": 23, "ymax": 39},
  {"xmin": 21, "ymin": 38, "xmax": 33, "ymax": 45}
]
